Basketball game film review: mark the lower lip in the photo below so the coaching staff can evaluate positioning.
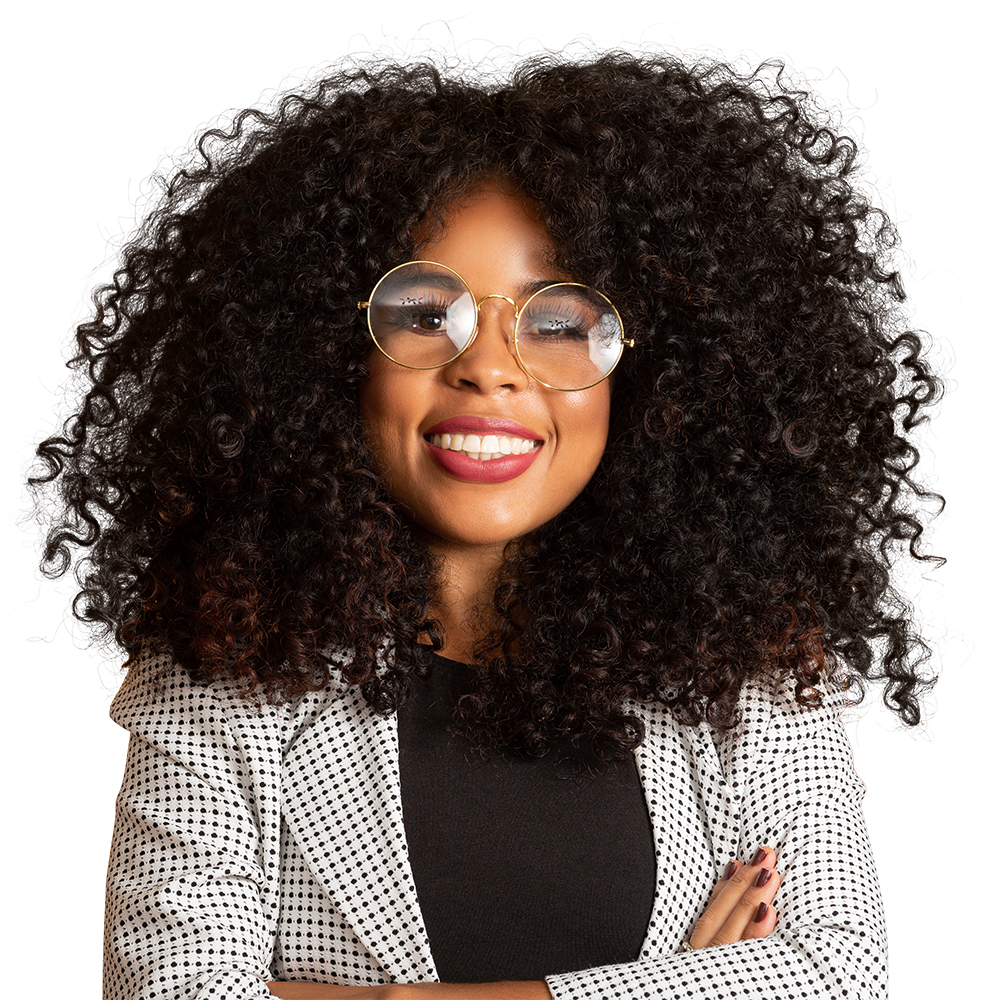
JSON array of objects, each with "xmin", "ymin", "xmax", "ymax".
[{"xmin": 426, "ymin": 441, "xmax": 542, "ymax": 483}]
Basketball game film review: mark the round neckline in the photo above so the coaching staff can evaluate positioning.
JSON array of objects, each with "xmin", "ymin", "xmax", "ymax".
[{"xmin": 416, "ymin": 645, "xmax": 475, "ymax": 670}]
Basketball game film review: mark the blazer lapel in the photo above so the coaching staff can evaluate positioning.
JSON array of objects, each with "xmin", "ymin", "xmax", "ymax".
[
  {"xmin": 281, "ymin": 686, "xmax": 437, "ymax": 982},
  {"xmin": 629, "ymin": 701, "xmax": 741, "ymax": 958}
]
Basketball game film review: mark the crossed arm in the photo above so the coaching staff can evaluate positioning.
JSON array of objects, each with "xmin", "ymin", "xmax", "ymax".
[{"xmin": 267, "ymin": 847, "xmax": 783, "ymax": 999}]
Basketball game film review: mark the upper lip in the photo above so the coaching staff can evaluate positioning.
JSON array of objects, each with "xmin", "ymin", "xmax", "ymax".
[{"xmin": 424, "ymin": 416, "xmax": 543, "ymax": 440}]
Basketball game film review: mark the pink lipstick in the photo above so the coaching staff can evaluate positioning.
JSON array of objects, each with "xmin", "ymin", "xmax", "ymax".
[
  {"xmin": 424, "ymin": 416, "xmax": 541, "ymax": 438},
  {"xmin": 426, "ymin": 441, "xmax": 541, "ymax": 483},
  {"xmin": 423, "ymin": 415, "xmax": 544, "ymax": 484}
]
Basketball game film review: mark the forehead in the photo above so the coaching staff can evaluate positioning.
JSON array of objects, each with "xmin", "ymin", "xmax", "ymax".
[{"xmin": 413, "ymin": 185, "xmax": 565, "ymax": 291}]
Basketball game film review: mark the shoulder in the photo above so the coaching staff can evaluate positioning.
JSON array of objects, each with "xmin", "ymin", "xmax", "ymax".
[
  {"xmin": 741, "ymin": 669, "xmax": 851, "ymax": 746},
  {"xmin": 720, "ymin": 669, "xmax": 862, "ymax": 808},
  {"xmin": 633, "ymin": 668, "xmax": 849, "ymax": 746},
  {"xmin": 110, "ymin": 645, "xmax": 360, "ymax": 759},
  {"xmin": 632, "ymin": 669, "xmax": 853, "ymax": 794}
]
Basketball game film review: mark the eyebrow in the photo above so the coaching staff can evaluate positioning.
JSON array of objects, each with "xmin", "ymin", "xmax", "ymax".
[
  {"xmin": 395, "ymin": 264, "xmax": 568, "ymax": 299},
  {"xmin": 383, "ymin": 270, "xmax": 465, "ymax": 292},
  {"xmin": 517, "ymin": 278, "xmax": 564, "ymax": 298}
]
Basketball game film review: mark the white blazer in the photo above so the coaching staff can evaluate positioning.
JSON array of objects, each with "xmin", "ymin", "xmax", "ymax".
[{"xmin": 105, "ymin": 648, "xmax": 886, "ymax": 1000}]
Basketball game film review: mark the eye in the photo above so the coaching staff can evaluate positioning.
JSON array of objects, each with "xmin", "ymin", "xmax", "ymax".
[
  {"xmin": 519, "ymin": 304, "xmax": 594, "ymax": 343},
  {"xmin": 380, "ymin": 295, "xmax": 455, "ymax": 336},
  {"xmin": 531, "ymin": 314, "xmax": 589, "ymax": 338},
  {"xmin": 406, "ymin": 307, "xmax": 447, "ymax": 334}
]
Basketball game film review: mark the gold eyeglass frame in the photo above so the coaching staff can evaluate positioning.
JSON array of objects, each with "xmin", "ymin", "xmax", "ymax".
[{"xmin": 357, "ymin": 260, "xmax": 634, "ymax": 392}]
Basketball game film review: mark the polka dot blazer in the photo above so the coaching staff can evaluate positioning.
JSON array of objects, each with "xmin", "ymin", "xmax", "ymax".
[{"xmin": 105, "ymin": 648, "xmax": 887, "ymax": 999}]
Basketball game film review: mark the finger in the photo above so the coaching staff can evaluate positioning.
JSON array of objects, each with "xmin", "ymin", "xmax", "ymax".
[
  {"xmin": 742, "ymin": 900, "xmax": 777, "ymax": 940},
  {"xmin": 689, "ymin": 847, "xmax": 779, "ymax": 949},
  {"xmin": 707, "ymin": 860, "xmax": 744, "ymax": 903},
  {"xmin": 708, "ymin": 865, "xmax": 782, "ymax": 946},
  {"xmin": 693, "ymin": 848, "xmax": 774, "ymax": 932},
  {"xmin": 748, "ymin": 845, "xmax": 778, "ymax": 871}
]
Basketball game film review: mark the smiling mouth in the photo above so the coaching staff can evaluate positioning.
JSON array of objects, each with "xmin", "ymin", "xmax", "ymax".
[{"xmin": 425, "ymin": 431, "xmax": 542, "ymax": 462}]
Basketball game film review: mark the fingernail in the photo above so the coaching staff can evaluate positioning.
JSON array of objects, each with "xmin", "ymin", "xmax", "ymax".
[
  {"xmin": 754, "ymin": 868, "xmax": 772, "ymax": 888},
  {"xmin": 723, "ymin": 861, "xmax": 738, "ymax": 880},
  {"xmin": 751, "ymin": 848, "xmax": 768, "ymax": 866},
  {"xmin": 753, "ymin": 902, "xmax": 769, "ymax": 924}
]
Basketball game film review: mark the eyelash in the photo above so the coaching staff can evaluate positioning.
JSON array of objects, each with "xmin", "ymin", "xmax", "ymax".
[
  {"xmin": 520, "ymin": 306, "xmax": 591, "ymax": 339},
  {"xmin": 383, "ymin": 295, "xmax": 454, "ymax": 330}
]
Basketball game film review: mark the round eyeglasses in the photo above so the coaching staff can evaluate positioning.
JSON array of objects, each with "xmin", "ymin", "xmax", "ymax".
[{"xmin": 357, "ymin": 261, "xmax": 633, "ymax": 391}]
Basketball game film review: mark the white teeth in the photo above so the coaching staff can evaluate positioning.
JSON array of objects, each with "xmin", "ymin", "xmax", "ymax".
[{"xmin": 428, "ymin": 432, "xmax": 540, "ymax": 460}]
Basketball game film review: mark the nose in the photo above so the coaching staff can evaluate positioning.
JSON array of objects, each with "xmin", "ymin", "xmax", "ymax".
[{"xmin": 444, "ymin": 295, "xmax": 530, "ymax": 392}]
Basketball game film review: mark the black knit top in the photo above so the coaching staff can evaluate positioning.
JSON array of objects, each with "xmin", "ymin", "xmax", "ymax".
[{"xmin": 396, "ymin": 649, "xmax": 657, "ymax": 983}]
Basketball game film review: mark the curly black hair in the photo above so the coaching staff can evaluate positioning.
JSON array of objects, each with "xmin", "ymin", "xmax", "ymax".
[{"xmin": 31, "ymin": 51, "xmax": 942, "ymax": 758}]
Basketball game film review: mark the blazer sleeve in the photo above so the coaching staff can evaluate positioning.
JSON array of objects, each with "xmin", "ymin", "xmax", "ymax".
[
  {"xmin": 544, "ymin": 677, "xmax": 888, "ymax": 1000},
  {"xmin": 104, "ymin": 649, "xmax": 287, "ymax": 1000}
]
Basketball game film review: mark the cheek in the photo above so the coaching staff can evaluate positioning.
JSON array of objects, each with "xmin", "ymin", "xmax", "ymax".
[
  {"xmin": 357, "ymin": 383, "xmax": 380, "ymax": 453},
  {"xmin": 358, "ymin": 350, "xmax": 409, "ymax": 426},
  {"xmin": 358, "ymin": 367, "xmax": 406, "ymax": 476},
  {"xmin": 550, "ymin": 391, "xmax": 611, "ymax": 494},
  {"xmin": 565, "ymin": 390, "xmax": 611, "ymax": 453}
]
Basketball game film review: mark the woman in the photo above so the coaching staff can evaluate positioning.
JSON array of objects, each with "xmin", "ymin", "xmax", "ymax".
[{"xmin": 32, "ymin": 53, "xmax": 940, "ymax": 999}]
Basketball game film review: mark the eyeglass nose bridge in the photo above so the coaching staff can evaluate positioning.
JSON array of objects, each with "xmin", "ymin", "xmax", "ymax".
[
  {"xmin": 472, "ymin": 293, "xmax": 519, "ymax": 337},
  {"xmin": 476, "ymin": 292, "xmax": 518, "ymax": 312},
  {"xmin": 458, "ymin": 292, "xmax": 523, "ymax": 365}
]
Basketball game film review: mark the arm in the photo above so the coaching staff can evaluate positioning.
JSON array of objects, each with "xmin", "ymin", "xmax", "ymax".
[
  {"xmin": 265, "ymin": 851, "xmax": 785, "ymax": 999},
  {"xmin": 541, "ymin": 679, "xmax": 887, "ymax": 1000},
  {"xmin": 266, "ymin": 982, "xmax": 551, "ymax": 998},
  {"xmin": 267, "ymin": 848, "xmax": 780, "ymax": 1000},
  {"xmin": 105, "ymin": 650, "xmax": 281, "ymax": 1000}
]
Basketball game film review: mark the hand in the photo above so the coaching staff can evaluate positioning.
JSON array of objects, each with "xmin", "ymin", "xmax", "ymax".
[{"xmin": 687, "ymin": 846, "xmax": 782, "ymax": 948}]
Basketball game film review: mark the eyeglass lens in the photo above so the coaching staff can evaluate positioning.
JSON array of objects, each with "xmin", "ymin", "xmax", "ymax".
[{"xmin": 367, "ymin": 262, "xmax": 623, "ymax": 390}]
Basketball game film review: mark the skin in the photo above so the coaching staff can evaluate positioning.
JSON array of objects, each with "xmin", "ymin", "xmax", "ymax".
[
  {"xmin": 269, "ymin": 185, "xmax": 781, "ymax": 998},
  {"xmin": 359, "ymin": 185, "xmax": 611, "ymax": 662}
]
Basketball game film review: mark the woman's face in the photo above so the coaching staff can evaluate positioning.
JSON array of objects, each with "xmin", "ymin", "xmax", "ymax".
[{"xmin": 359, "ymin": 186, "xmax": 612, "ymax": 552}]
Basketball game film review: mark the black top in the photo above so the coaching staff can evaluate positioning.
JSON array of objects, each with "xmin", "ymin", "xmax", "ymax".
[{"xmin": 396, "ymin": 649, "xmax": 657, "ymax": 983}]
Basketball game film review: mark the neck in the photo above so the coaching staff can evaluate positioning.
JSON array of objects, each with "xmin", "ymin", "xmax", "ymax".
[{"xmin": 421, "ymin": 537, "xmax": 510, "ymax": 663}]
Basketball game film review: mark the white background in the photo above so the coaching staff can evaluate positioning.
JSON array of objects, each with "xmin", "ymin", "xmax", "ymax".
[{"xmin": 2, "ymin": 2, "xmax": 993, "ymax": 996}]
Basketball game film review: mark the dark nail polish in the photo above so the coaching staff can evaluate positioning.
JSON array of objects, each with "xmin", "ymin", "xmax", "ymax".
[
  {"xmin": 754, "ymin": 867, "xmax": 772, "ymax": 888},
  {"xmin": 723, "ymin": 861, "xmax": 738, "ymax": 880},
  {"xmin": 751, "ymin": 848, "xmax": 768, "ymax": 866},
  {"xmin": 753, "ymin": 902, "xmax": 769, "ymax": 924}
]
